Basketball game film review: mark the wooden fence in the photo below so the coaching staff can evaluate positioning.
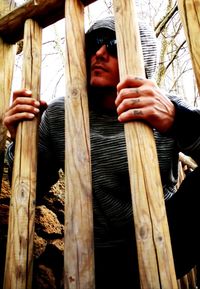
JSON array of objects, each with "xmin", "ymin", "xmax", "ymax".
[{"xmin": 0, "ymin": 0, "xmax": 199, "ymax": 288}]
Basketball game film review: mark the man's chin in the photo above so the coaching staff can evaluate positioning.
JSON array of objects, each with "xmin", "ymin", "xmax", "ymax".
[{"xmin": 90, "ymin": 78, "xmax": 107, "ymax": 87}]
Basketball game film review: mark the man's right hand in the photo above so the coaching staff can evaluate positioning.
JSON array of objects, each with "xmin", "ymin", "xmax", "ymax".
[{"xmin": 3, "ymin": 89, "xmax": 47, "ymax": 139}]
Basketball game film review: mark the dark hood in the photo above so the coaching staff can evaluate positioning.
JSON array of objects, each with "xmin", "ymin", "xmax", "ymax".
[{"xmin": 86, "ymin": 16, "xmax": 157, "ymax": 79}]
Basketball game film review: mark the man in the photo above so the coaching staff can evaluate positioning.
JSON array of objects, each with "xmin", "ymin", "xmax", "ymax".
[{"xmin": 4, "ymin": 16, "xmax": 200, "ymax": 288}]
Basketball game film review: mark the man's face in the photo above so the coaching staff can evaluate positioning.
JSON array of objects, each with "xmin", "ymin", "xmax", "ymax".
[{"xmin": 86, "ymin": 29, "xmax": 120, "ymax": 88}]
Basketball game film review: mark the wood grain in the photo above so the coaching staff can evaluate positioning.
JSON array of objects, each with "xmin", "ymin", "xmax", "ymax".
[
  {"xmin": 3, "ymin": 19, "xmax": 42, "ymax": 289},
  {"xmin": 177, "ymin": 0, "xmax": 200, "ymax": 95},
  {"xmin": 0, "ymin": 0, "xmax": 96, "ymax": 44},
  {"xmin": 64, "ymin": 1, "xmax": 94, "ymax": 289},
  {"xmin": 113, "ymin": 0, "xmax": 178, "ymax": 288},
  {"xmin": 0, "ymin": 1, "xmax": 16, "ymax": 188}
]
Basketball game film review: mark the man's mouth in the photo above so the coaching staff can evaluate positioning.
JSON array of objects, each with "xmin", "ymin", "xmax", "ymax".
[{"xmin": 92, "ymin": 64, "xmax": 108, "ymax": 72}]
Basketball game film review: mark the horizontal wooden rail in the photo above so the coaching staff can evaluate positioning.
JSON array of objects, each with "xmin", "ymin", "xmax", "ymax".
[{"xmin": 0, "ymin": 0, "xmax": 96, "ymax": 44}]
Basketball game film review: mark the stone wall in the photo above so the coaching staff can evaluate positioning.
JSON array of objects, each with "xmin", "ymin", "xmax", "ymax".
[{"xmin": 0, "ymin": 166, "xmax": 65, "ymax": 289}]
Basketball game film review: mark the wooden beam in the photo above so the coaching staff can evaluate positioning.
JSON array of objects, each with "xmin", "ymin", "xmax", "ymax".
[
  {"xmin": 0, "ymin": 0, "xmax": 96, "ymax": 44},
  {"xmin": 113, "ymin": 0, "xmax": 178, "ymax": 288},
  {"xmin": 177, "ymin": 0, "xmax": 200, "ymax": 95},
  {"xmin": 3, "ymin": 19, "xmax": 42, "ymax": 289},
  {"xmin": 0, "ymin": 1, "xmax": 16, "ymax": 188},
  {"xmin": 64, "ymin": 1, "xmax": 94, "ymax": 288}
]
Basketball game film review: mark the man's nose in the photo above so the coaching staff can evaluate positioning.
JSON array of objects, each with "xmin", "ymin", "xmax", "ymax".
[{"xmin": 95, "ymin": 44, "xmax": 109, "ymax": 58}]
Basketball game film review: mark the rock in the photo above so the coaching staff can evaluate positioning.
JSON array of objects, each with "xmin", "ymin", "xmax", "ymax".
[
  {"xmin": 32, "ymin": 264, "xmax": 57, "ymax": 289},
  {"xmin": 35, "ymin": 205, "xmax": 64, "ymax": 238},
  {"xmin": 0, "ymin": 203, "xmax": 9, "ymax": 225},
  {"xmin": 34, "ymin": 233, "xmax": 48, "ymax": 259},
  {"xmin": 0, "ymin": 170, "xmax": 65, "ymax": 289}
]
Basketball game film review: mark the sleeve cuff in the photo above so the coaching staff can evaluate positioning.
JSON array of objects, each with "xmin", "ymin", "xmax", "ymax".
[{"xmin": 169, "ymin": 100, "xmax": 200, "ymax": 147}]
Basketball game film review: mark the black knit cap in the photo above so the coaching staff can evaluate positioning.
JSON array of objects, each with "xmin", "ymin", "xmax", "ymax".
[{"xmin": 86, "ymin": 16, "xmax": 157, "ymax": 79}]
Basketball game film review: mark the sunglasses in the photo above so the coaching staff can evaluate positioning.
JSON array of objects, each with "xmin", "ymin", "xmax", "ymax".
[{"xmin": 86, "ymin": 36, "xmax": 118, "ymax": 58}]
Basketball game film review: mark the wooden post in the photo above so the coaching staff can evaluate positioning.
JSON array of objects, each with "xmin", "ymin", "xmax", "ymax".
[
  {"xmin": 170, "ymin": 4, "xmax": 200, "ymax": 286},
  {"xmin": 177, "ymin": 0, "xmax": 200, "ymax": 95},
  {"xmin": 3, "ymin": 19, "xmax": 42, "ymax": 289},
  {"xmin": 64, "ymin": 0, "xmax": 94, "ymax": 289},
  {"xmin": 113, "ymin": 0, "xmax": 178, "ymax": 288},
  {"xmin": 0, "ymin": 0, "xmax": 15, "ymax": 189}
]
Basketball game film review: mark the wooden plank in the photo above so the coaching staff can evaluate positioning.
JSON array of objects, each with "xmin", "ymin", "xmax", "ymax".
[
  {"xmin": 0, "ymin": 0, "xmax": 96, "ymax": 44},
  {"xmin": 187, "ymin": 268, "xmax": 197, "ymax": 288},
  {"xmin": 0, "ymin": 1, "xmax": 16, "ymax": 188},
  {"xmin": 0, "ymin": 39, "xmax": 15, "ymax": 188},
  {"xmin": 112, "ymin": 0, "xmax": 178, "ymax": 288},
  {"xmin": 3, "ymin": 19, "xmax": 42, "ymax": 289},
  {"xmin": 0, "ymin": 0, "xmax": 16, "ymax": 17},
  {"xmin": 177, "ymin": 0, "xmax": 200, "ymax": 95},
  {"xmin": 179, "ymin": 275, "xmax": 189, "ymax": 289},
  {"xmin": 64, "ymin": 0, "xmax": 95, "ymax": 288}
]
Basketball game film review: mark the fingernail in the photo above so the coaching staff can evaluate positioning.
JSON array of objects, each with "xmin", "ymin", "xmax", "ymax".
[
  {"xmin": 34, "ymin": 101, "xmax": 40, "ymax": 106},
  {"xmin": 25, "ymin": 89, "xmax": 32, "ymax": 95},
  {"xmin": 28, "ymin": 113, "xmax": 35, "ymax": 118},
  {"xmin": 134, "ymin": 77, "xmax": 144, "ymax": 81},
  {"xmin": 34, "ymin": 108, "xmax": 39, "ymax": 113}
]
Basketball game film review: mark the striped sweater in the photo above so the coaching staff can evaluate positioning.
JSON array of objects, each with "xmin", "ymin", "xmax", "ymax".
[
  {"xmin": 6, "ymin": 17, "xmax": 200, "ymax": 247},
  {"xmin": 27, "ymin": 94, "xmax": 199, "ymax": 247}
]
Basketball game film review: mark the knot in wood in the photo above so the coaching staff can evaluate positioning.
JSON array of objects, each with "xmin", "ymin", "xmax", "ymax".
[
  {"xmin": 19, "ymin": 180, "xmax": 28, "ymax": 198},
  {"xmin": 139, "ymin": 224, "xmax": 148, "ymax": 240},
  {"xmin": 69, "ymin": 276, "xmax": 75, "ymax": 283},
  {"xmin": 157, "ymin": 235, "xmax": 163, "ymax": 243},
  {"xmin": 115, "ymin": 6, "xmax": 120, "ymax": 12},
  {"xmin": 71, "ymin": 88, "xmax": 79, "ymax": 98}
]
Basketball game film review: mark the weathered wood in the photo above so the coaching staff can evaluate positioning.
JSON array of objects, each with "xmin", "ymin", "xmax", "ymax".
[
  {"xmin": 177, "ymin": 0, "xmax": 200, "ymax": 95},
  {"xmin": 64, "ymin": 0, "xmax": 95, "ymax": 289},
  {"xmin": 179, "ymin": 275, "xmax": 189, "ymax": 289},
  {"xmin": 179, "ymin": 152, "xmax": 197, "ymax": 170},
  {"xmin": 0, "ymin": 0, "xmax": 16, "ymax": 17},
  {"xmin": 0, "ymin": 1, "xmax": 16, "ymax": 188},
  {"xmin": 3, "ymin": 19, "xmax": 42, "ymax": 289},
  {"xmin": 187, "ymin": 268, "xmax": 197, "ymax": 288},
  {"xmin": 0, "ymin": 0, "xmax": 96, "ymax": 44},
  {"xmin": 113, "ymin": 0, "xmax": 178, "ymax": 288},
  {"xmin": 0, "ymin": 41, "xmax": 15, "ymax": 188}
]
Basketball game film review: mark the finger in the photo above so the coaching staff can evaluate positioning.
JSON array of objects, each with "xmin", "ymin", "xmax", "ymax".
[
  {"xmin": 117, "ymin": 76, "xmax": 157, "ymax": 92},
  {"xmin": 115, "ymin": 85, "xmax": 157, "ymax": 107},
  {"xmin": 115, "ymin": 88, "xmax": 140, "ymax": 107},
  {"xmin": 12, "ymin": 89, "xmax": 32, "ymax": 102},
  {"xmin": 39, "ymin": 100, "xmax": 48, "ymax": 113},
  {"xmin": 116, "ymin": 96, "xmax": 151, "ymax": 116},
  {"xmin": 40, "ymin": 100, "xmax": 47, "ymax": 108},
  {"xmin": 117, "ymin": 107, "xmax": 146, "ymax": 123},
  {"xmin": 117, "ymin": 76, "xmax": 145, "ymax": 92},
  {"xmin": 4, "ymin": 111, "xmax": 36, "ymax": 128},
  {"xmin": 9, "ymin": 98, "xmax": 40, "ymax": 112},
  {"xmin": 6, "ymin": 103, "xmax": 40, "ymax": 117}
]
